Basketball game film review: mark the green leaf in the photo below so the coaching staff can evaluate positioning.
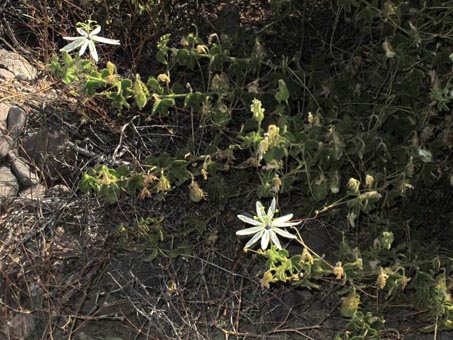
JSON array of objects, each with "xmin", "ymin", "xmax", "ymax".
[
  {"xmin": 167, "ymin": 245, "xmax": 192, "ymax": 258},
  {"xmin": 340, "ymin": 292, "xmax": 360, "ymax": 318},
  {"xmin": 152, "ymin": 96, "xmax": 175, "ymax": 115},
  {"xmin": 116, "ymin": 166, "xmax": 130, "ymax": 177},
  {"xmin": 61, "ymin": 50, "xmax": 73, "ymax": 66},
  {"xmin": 147, "ymin": 76, "xmax": 163, "ymax": 93},
  {"xmin": 263, "ymin": 147, "xmax": 285, "ymax": 162},
  {"xmin": 143, "ymin": 248, "xmax": 159, "ymax": 262},
  {"xmin": 175, "ymin": 48, "xmax": 197, "ymax": 69},
  {"xmin": 99, "ymin": 183, "xmax": 121, "ymax": 204},
  {"xmin": 49, "ymin": 55, "xmax": 62, "ymax": 75},
  {"xmin": 83, "ymin": 71, "xmax": 104, "ymax": 95},
  {"xmin": 169, "ymin": 159, "xmax": 191, "ymax": 184},
  {"xmin": 119, "ymin": 79, "xmax": 133, "ymax": 97},
  {"xmin": 79, "ymin": 173, "xmax": 97, "ymax": 193},
  {"xmin": 184, "ymin": 92, "xmax": 205, "ymax": 111},
  {"xmin": 62, "ymin": 68, "xmax": 78, "ymax": 84},
  {"xmin": 210, "ymin": 53, "xmax": 227, "ymax": 72},
  {"xmin": 107, "ymin": 92, "xmax": 130, "ymax": 109},
  {"xmin": 275, "ymin": 79, "xmax": 289, "ymax": 103},
  {"xmin": 156, "ymin": 50, "xmax": 168, "ymax": 65},
  {"xmin": 126, "ymin": 174, "xmax": 144, "ymax": 194}
]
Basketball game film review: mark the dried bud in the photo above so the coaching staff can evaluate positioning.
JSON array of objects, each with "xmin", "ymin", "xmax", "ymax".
[
  {"xmin": 251, "ymin": 98, "xmax": 265, "ymax": 123},
  {"xmin": 365, "ymin": 174, "xmax": 374, "ymax": 188},
  {"xmin": 308, "ymin": 112, "xmax": 314, "ymax": 125},
  {"xmin": 180, "ymin": 37, "xmax": 189, "ymax": 47},
  {"xmin": 265, "ymin": 124, "xmax": 280, "ymax": 147},
  {"xmin": 377, "ymin": 267, "xmax": 389, "ymax": 289},
  {"xmin": 157, "ymin": 73, "xmax": 171, "ymax": 84},
  {"xmin": 271, "ymin": 175, "xmax": 282, "ymax": 194},
  {"xmin": 301, "ymin": 248, "xmax": 314, "ymax": 264},
  {"xmin": 257, "ymin": 138, "xmax": 269, "ymax": 162},
  {"xmin": 333, "ymin": 262, "xmax": 345, "ymax": 280},
  {"xmin": 260, "ymin": 271, "xmax": 274, "ymax": 289},
  {"xmin": 330, "ymin": 171, "xmax": 341, "ymax": 194},
  {"xmin": 406, "ymin": 157, "xmax": 414, "ymax": 177},
  {"xmin": 347, "ymin": 177, "xmax": 361, "ymax": 193},
  {"xmin": 196, "ymin": 44, "xmax": 209, "ymax": 54},
  {"xmin": 401, "ymin": 275, "xmax": 411, "ymax": 290},
  {"xmin": 156, "ymin": 173, "xmax": 171, "ymax": 192},
  {"xmin": 359, "ymin": 191, "xmax": 382, "ymax": 201},
  {"xmin": 382, "ymin": 40, "xmax": 396, "ymax": 58}
]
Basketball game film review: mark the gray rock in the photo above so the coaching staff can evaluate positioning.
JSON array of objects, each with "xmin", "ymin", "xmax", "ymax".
[
  {"xmin": 0, "ymin": 68, "xmax": 15, "ymax": 81},
  {"xmin": 0, "ymin": 102, "xmax": 10, "ymax": 130},
  {"xmin": 7, "ymin": 105, "xmax": 27, "ymax": 140},
  {"xmin": 21, "ymin": 127, "xmax": 72, "ymax": 183},
  {"xmin": 5, "ymin": 313, "xmax": 36, "ymax": 340},
  {"xmin": 0, "ymin": 134, "xmax": 12, "ymax": 158},
  {"xmin": 0, "ymin": 166, "xmax": 19, "ymax": 204},
  {"xmin": 9, "ymin": 152, "xmax": 40, "ymax": 189},
  {"xmin": 46, "ymin": 184, "xmax": 70, "ymax": 196},
  {"xmin": 20, "ymin": 184, "xmax": 47, "ymax": 200},
  {"xmin": 0, "ymin": 48, "xmax": 38, "ymax": 81}
]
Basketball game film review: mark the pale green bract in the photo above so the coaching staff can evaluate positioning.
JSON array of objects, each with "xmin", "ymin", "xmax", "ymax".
[
  {"xmin": 60, "ymin": 26, "xmax": 120, "ymax": 63},
  {"xmin": 236, "ymin": 197, "xmax": 300, "ymax": 250}
]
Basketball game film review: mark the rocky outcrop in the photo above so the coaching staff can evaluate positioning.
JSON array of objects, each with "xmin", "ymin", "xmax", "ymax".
[
  {"xmin": 0, "ymin": 48, "xmax": 70, "ymax": 209},
  {"xmin": 0, "ymin": 48, "xmax": 37, "ymax": 81}
]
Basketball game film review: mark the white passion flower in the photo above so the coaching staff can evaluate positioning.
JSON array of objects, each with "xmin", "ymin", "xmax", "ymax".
[
  {"xmin": 236, "ymin": 197, "xmax": 300, "ymax": 250},
  {"xmin": 60, "ymin": 26, "xmax": 120, "ymax": 63}
]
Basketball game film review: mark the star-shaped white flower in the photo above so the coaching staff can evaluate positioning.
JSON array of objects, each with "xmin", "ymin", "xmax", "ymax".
[
  {"xmin": 60, "ymin": 26, "xmax": 120, "ymax": 63},
  {"xmin": 236, "ymin": 197, "xmax": 301, "ymax": 250}
]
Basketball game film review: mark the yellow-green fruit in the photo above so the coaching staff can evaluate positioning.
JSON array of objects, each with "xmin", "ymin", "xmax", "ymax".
[{"xmin": 189, "ymin": 180, "xmax": 206, "ymax": 202}]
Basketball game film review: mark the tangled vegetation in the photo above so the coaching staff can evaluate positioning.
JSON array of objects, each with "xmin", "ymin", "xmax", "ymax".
[{"xmin": 2, "ymin": 0, "xmax": 453, "ymax": 339}]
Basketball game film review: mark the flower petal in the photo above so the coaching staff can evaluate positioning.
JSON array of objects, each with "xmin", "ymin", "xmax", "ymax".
[
  {"xmin": 237, "ymin": 214, "xmax": 262, "ymax": 226},
  {"xmin": 272, "ymin": 213, "xmax": 293, "ymax": 225},
  {"xmin": 60, "ymin": 38, "xmax": 85, "ymax": 52},
  {"xmin": 274, "ymin": 228, "xmax": 297, "ymax": 239},
  {"xmin": 267, "ymin": 197, "xmax": 276, "ymax": 218},
  {"xmin": 261, "ymin": 230, "xmax": 270, "ymax": 250},
  {"xmin": 270, "ymin": 231, "xmax": 282, "ymax": 249},
  {"xmin": 244, "ymin": 231, "xmax": 263, "ymax": 248},
  {"xmin": 91, "ymin": 36, "xmax": 120, "ymax": 45},
  {"xmin": 274, "ymin": 221, "xmax": 301, "ymax": 227},
  {"xmin": 76, "ymin": 28, "xmax": 88, "ymax": 37},
  {"xmin": 256, "ymin": 201, "xmax": 265, "ymax": 217},
  {"xmin": 90, "ymin": 26, "xmax": 102, "ymax": 36},
  {"xmin": 88, "ymin": 40, "xmax": 98, "ymax": 62},
  {"xmin": 236, "ymin": 226, "xmax": 263, "ymax": 236},
  {"xmin": 62, "ymin": 36, "xmax": 81, "ymax": 41},
  {"xmin": 79, "ymin": 40, "xmax": 89, "ymax": 56}
]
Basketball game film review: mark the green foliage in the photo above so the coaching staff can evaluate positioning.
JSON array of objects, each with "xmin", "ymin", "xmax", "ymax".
[
  {"xmin": 336, "ymin": 311, "xmax": 385, "ymax": 340},
  {"xmin": 51, "ymin": 0, "xmax": 453, "ymax": 334},
  {"xmin": 79, "ymin": 165, "xmax": 130, "ymax": 204}
]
